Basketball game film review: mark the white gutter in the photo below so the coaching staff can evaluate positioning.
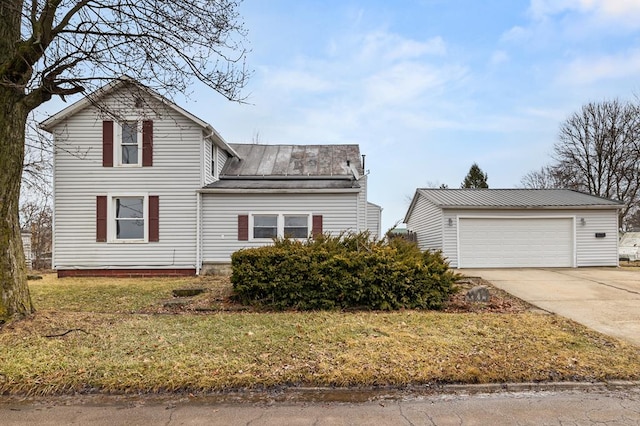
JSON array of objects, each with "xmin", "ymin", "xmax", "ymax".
[
  {"xmin": 204, "ymin": 127, "xmax": 240, "ymax": 159},
  {"xmin": 198, "ymin": 188, "xmax": 361, "ymax": 194}
]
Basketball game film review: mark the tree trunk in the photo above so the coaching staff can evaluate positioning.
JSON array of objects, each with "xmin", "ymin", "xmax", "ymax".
[{"xmin": 0, "ymin": 88, "xmax": 34, "ymax": 322}]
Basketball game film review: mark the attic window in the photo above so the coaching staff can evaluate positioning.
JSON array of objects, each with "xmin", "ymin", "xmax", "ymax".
[{"xmin": 134, "ymin": 97, "xmax": 144, "ymax": 108}]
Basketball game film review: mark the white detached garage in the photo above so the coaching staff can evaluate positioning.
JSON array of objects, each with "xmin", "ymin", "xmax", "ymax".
[{"xmin": 404, "ymin": 189, "xmax": 622, "ymax": 268}]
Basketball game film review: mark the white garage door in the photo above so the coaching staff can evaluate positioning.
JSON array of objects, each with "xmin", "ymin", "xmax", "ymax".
[{"xmin": 459, "ymin": 218, "xmax": 574, "ymax": 268}]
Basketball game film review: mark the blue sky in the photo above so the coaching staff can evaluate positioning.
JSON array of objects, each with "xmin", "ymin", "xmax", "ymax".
[{"xmin": 40, "ymin": 0, "xmax": 640, "ymax": 231}]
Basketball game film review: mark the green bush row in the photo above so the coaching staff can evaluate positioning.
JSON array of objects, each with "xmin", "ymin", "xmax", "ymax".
[{"xmin": 230, "ymin": 233, "xmax": 459, "ymax": 311}]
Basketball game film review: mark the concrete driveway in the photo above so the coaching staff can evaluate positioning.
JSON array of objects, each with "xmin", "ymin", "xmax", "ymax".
[{"xmin": 461, "ymin": 268, "xmax": 640, "ymax": 346}]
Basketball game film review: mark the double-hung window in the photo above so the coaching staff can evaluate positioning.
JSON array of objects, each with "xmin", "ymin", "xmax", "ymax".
[
  {"xmin": 115, "ymin": 197, "xmax": 145, "ymax": 240},
  {"xmin": 251, "ymin": 214, "xmax": 310, "ymax": 240},
  {"xmin": 119, "ymin": 121, "xmax": 140, "ymax": 165},
  {"xmin": 253, "ymin": 215, "xmax": 278, "ymax": 239},
  {"xmin": 96, "ymin": 194, "xmax": 159, "ymax": 243},
  {"xmin": 102, "ymin": 120, "xmax": 152, "ymax": 167},
  {"xmin": 283, "ymin": 215, "xmax": 309, "ymax": 238}
]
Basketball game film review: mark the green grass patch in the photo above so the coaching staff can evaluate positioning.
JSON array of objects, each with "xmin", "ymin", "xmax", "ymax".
[{"xmin": 0, "ymin": 274, "xmax": 638, "ymax": 395}]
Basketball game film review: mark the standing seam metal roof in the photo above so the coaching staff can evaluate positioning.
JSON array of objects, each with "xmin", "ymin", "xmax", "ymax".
[
  {"xmin": 416, "ymin": 189, "xmax": 622, "ymax": 208},
  {"xmin": 221, "ymin": 144, "xmax": 362, "ymax": 177}
]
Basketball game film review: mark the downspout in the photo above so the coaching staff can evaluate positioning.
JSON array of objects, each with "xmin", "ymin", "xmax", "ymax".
[
  {"xmin": 356, "ymin": 187, "xmax": 360, "ymax": 232},
  {"xmin": 196, "ymin": 191, "xmax": 201, "ymax": 275},
  {"xmin": 51, "ymin": 136, "xmax": 56, "ymax": 270}
]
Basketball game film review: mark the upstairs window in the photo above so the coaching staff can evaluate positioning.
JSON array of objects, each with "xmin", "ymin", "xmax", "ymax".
[
  {"xmin": 119, "ymin": 121, "xmax": 140, "ymax": 165},
  {"xmin": 103, "ymin": 120, "xmax": 152, "ymax": 167}
]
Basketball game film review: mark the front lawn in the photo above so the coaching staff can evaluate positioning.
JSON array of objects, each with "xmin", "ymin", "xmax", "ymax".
[{"xmin": 0, "ymin": 274, "xmax": 638, "ymax": 395}]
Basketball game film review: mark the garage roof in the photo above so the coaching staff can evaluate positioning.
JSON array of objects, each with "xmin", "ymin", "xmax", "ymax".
[{"xmin": 405, "ymin": 189, "xmax": 622, "ymax": 219}]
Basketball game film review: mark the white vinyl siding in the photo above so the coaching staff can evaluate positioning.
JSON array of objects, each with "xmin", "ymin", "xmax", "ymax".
[
  {"xmin": 458, "ymin": 217, "xmax": 574, "ymax": 268},
  {"xmin": 21, "ymin": 232, "xmax": 32, "ymax": 269},
  {"xmin": 574, "ymin": 210, "xmax": 619, "ymax": 266},
  {"xmin": 202, "ymin": 192, "xmax": 358, "ymax": 262},
  {"xmin": 406, "ymin": 195, "xmax": 444, "ymax": 251},
  {"xmin": 217, "ymin": 147, "xmax": 228, "ymax": 176},
  {"xmin": 357, "ymin": 175, "xmax": 367, "ymax": 232},
  {"xmin": 366, "ymin": 202, "xmax": 382, "ymax": 239},
  {"xmin": 52, "ymin": 87, "xmax": 202, "ymax": 269}
]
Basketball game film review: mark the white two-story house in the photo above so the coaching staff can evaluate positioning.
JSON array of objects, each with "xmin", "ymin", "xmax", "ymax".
[{"xmin": 41, "ymin": 78, "xmax": 381, "ymax": 277}]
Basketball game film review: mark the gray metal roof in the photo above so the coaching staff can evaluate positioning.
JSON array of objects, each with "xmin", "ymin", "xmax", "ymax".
[
  {"xmin": 221, "ymin": 144, "xmax": 362, "ymax": 177},
  {"xmin": 415, "ymin": 189, "xmax": 622, "ymax": 208}
]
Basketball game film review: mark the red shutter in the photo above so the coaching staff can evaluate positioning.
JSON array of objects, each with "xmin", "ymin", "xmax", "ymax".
[
  {"xmin": 149, "ymin": 195, "xmax": 159, "ymax": 242},
  {"xmin": 312, "ymin": 215, "xmax": 323, "ymax": 238},
  {"xmin": 96, "ymin": 196, "xmax": 107, "ymax": 242},
  {"xmin": 238, "ymin": 215, "xmax": 249, "ymax": 241},
  {"xmin": 102, "ymin": 121, "xmax": 113, "ymax": 167},
  {"xmin": 142, "ymin": 120, "xmax": 153, "ymax": 166}
]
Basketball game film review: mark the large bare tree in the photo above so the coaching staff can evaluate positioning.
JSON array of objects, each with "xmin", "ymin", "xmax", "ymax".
[
  {"xmin": 521, "ymin": 99, "xmax": 640, "ymax": 227},
  {"xmin": 520, "ymin": 165, "xmax": 575, "ymax": 190},
  {"xmin": 0, "ymin": 0, "xmax": 249, "ymax": 322}
]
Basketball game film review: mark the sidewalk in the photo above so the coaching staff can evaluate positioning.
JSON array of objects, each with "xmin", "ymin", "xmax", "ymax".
[{"xmin": 3, "ymin": 386, "xmax": 640, "ymax": 425}]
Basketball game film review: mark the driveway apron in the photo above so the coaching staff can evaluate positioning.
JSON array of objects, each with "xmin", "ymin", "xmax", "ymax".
[{"xmin": 460, "ymin": 268, "xmax": 640, "ymax": 346}]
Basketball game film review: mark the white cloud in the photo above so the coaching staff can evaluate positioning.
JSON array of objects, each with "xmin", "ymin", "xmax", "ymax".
[
  {"xmin": 357, "ymin": 31, "xmax": 447, "ymax": 63},
  {"xmin": 557, "ymin": 49, "xmax": 640, "ymax": 85},
  {"xmin": 529, "ymin": 0, "xmax": 640, "ymax": 27},
  {"xmin": 363, "ymin": 62, "xmax": 466, "ymax": 107},
  {"xmin": 500, "ymin": 26, "xmax": 532, "ymax": 43},
  {"xmin": 490, "ymin": 50, "xmax": 509, "ymax": 65}
]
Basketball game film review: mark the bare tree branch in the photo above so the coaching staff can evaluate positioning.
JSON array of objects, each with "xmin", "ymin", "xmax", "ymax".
[{"xmin": 522, "ymin": 99, "xmax": 640, "ymax": 228}]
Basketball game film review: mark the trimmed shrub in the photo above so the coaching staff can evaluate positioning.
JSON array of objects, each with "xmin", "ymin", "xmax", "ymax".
[{"xmin": 231, "ymin": 233, "xmax": 459, "ymax": 311}]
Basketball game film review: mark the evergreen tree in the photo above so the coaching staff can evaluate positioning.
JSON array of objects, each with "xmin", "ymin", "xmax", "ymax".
[{"xmin": 461, "ymin": 163, "xmax": 489, "ymax": 188}]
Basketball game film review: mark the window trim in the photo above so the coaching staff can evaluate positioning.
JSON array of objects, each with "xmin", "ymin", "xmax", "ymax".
[
  {"xmin": 107, "ymin": 193, "xmax": 149, "ymax": 243},
  {"xmin": 249, "ymin": 212, "xmax": 312, "ymax": 241},
  {"xmin": 115, "ymin": 121, "xmax": 143, "ymax": 167}
]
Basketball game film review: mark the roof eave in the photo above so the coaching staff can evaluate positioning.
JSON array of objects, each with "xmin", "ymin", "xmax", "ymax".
[
  {"xmin": 198, "ymin": 187, "xmax": 361, "ymax": 194},
  {"xmin": 218, "ymin": 175, "xmax": 354, "ymax": 181},
  {"xmin": 39, "ymin": 78, "xmax": 130, "ymax": 132},
  {"xmin": 403, "ymin": 189, "xmax": 422, "ymax": 223},
  {"xmin": 438, "ymin": 204, "xmax": 623, "ymax": 210},
  {"xmin": 39, "ymin": 78, "xmax": 233, "ymax": 158},
  {"xmin": 204, "ymin": 125, "xmax": 239, "ymax": 159}
]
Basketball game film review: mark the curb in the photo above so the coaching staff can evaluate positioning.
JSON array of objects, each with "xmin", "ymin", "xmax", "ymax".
[{"xmin": 2, "ymin": 381, "xmax": 639, "ymax": 406}]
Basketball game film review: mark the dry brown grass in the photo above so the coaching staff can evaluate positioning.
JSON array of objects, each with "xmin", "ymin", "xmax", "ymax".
[{"xmin": 0, "ymin": 273, "xmax": 638, "ymax": 395}]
